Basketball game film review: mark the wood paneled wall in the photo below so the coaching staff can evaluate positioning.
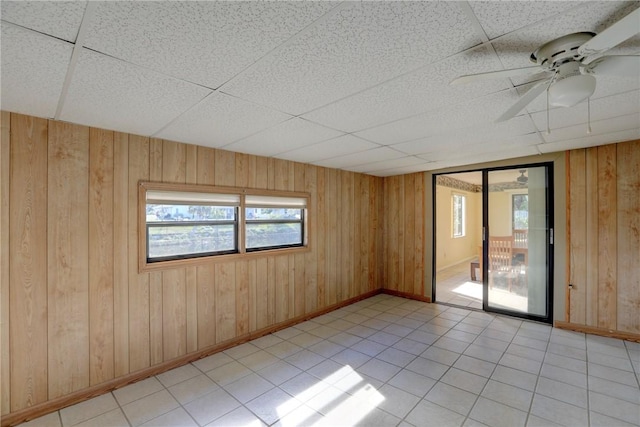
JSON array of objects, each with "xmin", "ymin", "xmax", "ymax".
[
  {"xmin": 382, "ymin": 173, "xmax": 427, "ymax": 297},
  {"xmin": 0, "ymin": 112, "xmax": 384, "ymax": 416},
  {"xmin": 567, "ymin": 140, "xmax": 640, "ymax": 334}
]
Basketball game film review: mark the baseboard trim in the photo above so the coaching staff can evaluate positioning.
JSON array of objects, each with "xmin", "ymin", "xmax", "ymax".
[
  {"xmin": 1, "ymin": 289, "xmax": 382, "ymax": 427},
  {"xmin": 382, "ymin": 288, "xmax": 431, "ymax": 303},
  {"xmin": 554, "ymin": 321, "xmax": 640, "ymax": 343}
]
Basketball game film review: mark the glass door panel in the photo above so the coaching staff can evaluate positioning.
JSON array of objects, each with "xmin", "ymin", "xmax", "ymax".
[{"xmin": 485, "ymin": 166, "xmax": 551, "ymax": 320}]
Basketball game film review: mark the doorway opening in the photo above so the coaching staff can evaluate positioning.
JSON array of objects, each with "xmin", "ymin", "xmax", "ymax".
[{"xmin": 433, "ymin": 164, "xmax": 553, "ymax": 323}]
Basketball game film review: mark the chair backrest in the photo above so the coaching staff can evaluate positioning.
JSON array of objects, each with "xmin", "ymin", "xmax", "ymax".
[
  {"xmin": 488, "ymin": 236, "xmax": 512, "ymax": 271},
  {"xmin": 513, "ymin": 229, "xmax": 528, "ymax": 248}
]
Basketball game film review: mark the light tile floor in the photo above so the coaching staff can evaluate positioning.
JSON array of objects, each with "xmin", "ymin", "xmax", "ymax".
[{"xmin": 18, "ymin": 294, "xmax": 640, "ymax": 427}]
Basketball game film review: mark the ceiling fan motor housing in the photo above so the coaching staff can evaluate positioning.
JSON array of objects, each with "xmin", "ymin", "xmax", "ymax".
[{"xmin": 530, "ymin": 32, "xmax": 596, "ymax": 68}]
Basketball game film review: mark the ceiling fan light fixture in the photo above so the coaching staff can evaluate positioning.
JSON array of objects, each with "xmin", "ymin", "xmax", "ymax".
[{"xmin": 548, "ymin": 73, "xmax": 596, "ymax": 107}]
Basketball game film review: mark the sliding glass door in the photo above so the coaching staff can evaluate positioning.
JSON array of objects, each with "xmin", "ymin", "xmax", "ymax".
[{"xmin": 484, "ymin": 164, "xmax": 553, "ymax": 322}]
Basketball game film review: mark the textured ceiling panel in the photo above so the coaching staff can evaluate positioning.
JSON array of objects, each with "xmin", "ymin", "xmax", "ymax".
[
  {"xmin": 345, "ymin": 156, "xmax": 426, "ymax": 174},
  {"xmin": 61, "ymin": 49, "xmax": 211, "ymax": 136},
  {"xmin": 540, "ymin": 113, "xmax": 640, "ymax": 144},
  {"xmin": 423, "ymin": 145, "xmax": 541, "ymax": 171},
  {"xmin": 530, "ymin": 90, "xmax": 640, "ymax": 132},
  {"xmin": 302, "ymin": 46, "xmax": 510, "ymax": 133},
  {"xmin": 369, "ymin": 162, "xmax": 435, "ymax": 177},
  {"xmin": 221, "ymin": 118, "xmax": 343, "ymax": 158},
  {"xmin": 0, "ymin": 24, "xmax": 72, "ymax": 119},
  {"xmin": 354, "ymin": 89, "xmax": 521, "ymax": 145},
  {"xmin": 470, "ymin": 1, "xmax": 583, "ymax": 40},
  {"xmin": 156, "ymin": 91, "xmax": 292, "ymax": 149},
  {"xmin": 277, "ymin": 134, "xmax": 380, "ymax": 164},
  {"xmin": 0, "ymin": 0, "xmax": 86, "ymax": 42},
  {"xmin": 538, "ymin": 128, "xmax": 640, "ymax": 153},
  {"xmin": 221, "ymin": 1, "xmax": 481, "ymax": 115},
  {"xmin": 84, "ymin": 1, "xmax": 335, "ymax": 89},
  {"xmin": 313, "ymin": 147, "xmax": 406, "ymax": 170}
]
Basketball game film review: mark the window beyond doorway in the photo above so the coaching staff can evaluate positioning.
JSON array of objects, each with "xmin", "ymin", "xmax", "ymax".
[{"xmin": 452, "ymin": 193, "xmax": 466, "ymax": 238}]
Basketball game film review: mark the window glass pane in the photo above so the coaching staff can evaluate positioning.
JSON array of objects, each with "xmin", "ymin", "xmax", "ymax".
[
  {"xmin": 246, "ymin": 222, "xmax": 302, "ymax": 249},
  {"xmin": 452, "ymin": 194, "xmax": 465, "ymax": 237},
  {"xmin": 148, "ymin": 224, "xmax": 236, "ymax": 258},
  {"xmin": 246, "ymin": 208, "xmax": 302, "ymax": 220},
  {"xmin": 512, "ymin": 194, "xmax": 529, "ymax": 229},
  {"xmin": 147, "ymin": 204, "xmax": 235, "ymax": 222}
]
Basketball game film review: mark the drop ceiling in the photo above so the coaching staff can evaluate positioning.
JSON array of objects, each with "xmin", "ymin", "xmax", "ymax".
[{"xmin": 1, "ymin": 1, "xmax": 639, "ymax": 177}]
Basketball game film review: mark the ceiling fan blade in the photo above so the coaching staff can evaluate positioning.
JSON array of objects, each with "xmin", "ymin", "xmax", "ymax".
[
  {"xmin": 586, "ymin": 55, "xmax": 640, "ymax": 77},
  {"xmin": 495, "ymin": 79, "xmax": 551, "ymax": 123},
  {"xmin": 450, "ymin": 66, "xmax": 543, "ymax": 85},
  {"xmin": 578, "ymin": 7, "xmax": 640, "ymax": 58}
]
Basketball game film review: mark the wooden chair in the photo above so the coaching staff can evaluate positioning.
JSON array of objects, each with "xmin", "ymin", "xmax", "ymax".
[{"xmin": 488, "ymin": 236, "xmax": 514, "ymax": 291}]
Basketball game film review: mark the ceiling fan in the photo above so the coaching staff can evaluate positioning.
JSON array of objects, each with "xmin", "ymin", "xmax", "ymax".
[
  {"xmin": 516, "ymin": 170, "xmax": 528, "ymax": 184},
  {"xmin": 451, "ymin": 7, "xmax": 640, "ymax": 124}
]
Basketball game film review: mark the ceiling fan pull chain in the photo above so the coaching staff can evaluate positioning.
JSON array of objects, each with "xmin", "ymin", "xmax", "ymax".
[
  {"xmin": 546, "ymin": 85, "xmax": 551, "ymax": 135},
  {"xmin": 587, "ymin": 97, "xmax": 592, "ymax": 134}
]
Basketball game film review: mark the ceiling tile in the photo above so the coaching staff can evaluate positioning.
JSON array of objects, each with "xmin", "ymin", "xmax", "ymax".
[
  {"xmin": 345, "ymin": 156, "xmax": 426, "ymax": 174},
  {"xmin": 222, "ymin": 1, "xmax": 481, "ymax": 115},
  {"xmin": 540, "ymin": 113, "xmax": 640, "ymax": 143},
  {"xmin": 84, "ymin": 2, "xmax": 335, "ymax": 89},
  {"xmin": 425, "ymin": 145, "xmax": 541, "ymax": 171},
  {"xmin": 1, "ymin": 24, "xmax": 72, "ymax": 118},
  {"xmin": 417, "ymin": 133, "xmax": 541, "ymax": 163},
  {"xmin": 354, "ymin": 89, "xmax": 521, "ymax": 145},
  {"xmin": 222, "ymin": 118, "xmax": 343, "ymax": 158},
  {"xmin": 277, "ymin": 134, "xmax": 379, "ymax": 164},
  {"xmin": 538, "ymin": 128, "xmax": 640, "ymax": 153},
  {"xmin": 368, "ymin": 163, "xmax": 433, "ymax": 177},
  {"xmin": 1, "ymin": 1, "xmax": 86, "ymax": 42},
  {"xmin": 60, "ymin": 49, "xmax": 211, "ymax": 136},
  {"xmin": 469, "ymin": 1, "xmax": 583, "ymax": 40},
  {"xmin": 530, "ymin": 90, "xmax": 640, "ymax": 131},
  {"xmin": 156, "ymin": 91, "xmax": 292, "ymax": 148},
  {"xmin": 393, "ymin": 116, "xmax": 538, "ymax": 156},
  {"xmin": 313, "ymin": 147, "xmax": 406, "ymax": 170},
  {"xmin": 302, "ymin": 46, "xmax": 511, "ymax": 133}
]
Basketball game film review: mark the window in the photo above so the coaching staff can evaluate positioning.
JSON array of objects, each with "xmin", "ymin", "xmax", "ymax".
[
  {"xmin": 245, "ymin": 195, "xmax": 305, "ymax": 251},
  {"xmin": 512, "ymin": 194, "xmax": 528, "ymax": 230},
  {"xmin": 139, "ymin": 183, "xmax": 309, "ymax": 271},
  {"xmin": 452, "ymin": 193, "xmax": 465, "ymax": 238},
  {"xmin": 145, "ymin": 190, "xmax": 240, "ymax": 262}
]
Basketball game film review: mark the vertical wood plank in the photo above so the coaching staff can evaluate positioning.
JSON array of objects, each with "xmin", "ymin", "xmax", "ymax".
[
  {"xmin": 185, "ymin": 144, "xmax": 198, "ymax": 353},
  {"xmin": 236, "ymin": 261, "xmax": 249, "ymax": 336},
  {"xmin": 47, "ymin": 120, "xmax": 90, "ymax": 398},
  {"xmin": 294, "ymin": 163, "xmax": 306, "ymax": 317},
  {"xmin": 325, "ymin": 169, "xmax": 337, "ymax": 305},
  {"xmin": 196, "ymin": 265, "xmax": 216, "ymax": 349},
  {"xmin": 267, "ymin": 257, "xmax": 276, "ymax": 325},
  {"xmin": 585, "ymin": 147, "xmax": 599, "ymax": 326},
  {"xmin": 616, "ymin": 140, "xmax": 640, "ymax": 333},
  {"xmin": 162, "ymin": 268, "xmax": 187, "ymax": 360},
  {"xmin": 214, "ymin": 150, "xmax": 235, "ymax": 186},
  {"xmin": 9, "ymin": 114, "xmax": 48, "ymax": 410},
  {"xmin": 404, "ymin": 174, "xmax": 416, "ymax": 295},
  {"xmin": 88, "ymin": 128, "xmax": 114, "ymax": 385},
  {"xmin": 148, "ymin": 139, "xmax": 163, "ymax": 365},
  {"xmin": 569, "ymin": 149, "xmax": 587, "ymax": 325},
  {"xmin": 316, "ymin": 168, "xmax": 326, "ymax": 309},
  {"xmin": 215, "ymin": 263, "xmax": 236, "ymax": 343},
  {"xmin": 196, "ymin": 146, "xmax": 216, "ymax": 185},
  {"xmin": 1, "ymin": 111, "xmax": 10, "ymax": 414},
  {"xmin": 161, "ymin": 140, "xmax": 187, "ymax": 361},
  {"xmin": 414, "ymin": 173, "xmax": 425, "ymax": 296},
  {"xmin": 255, "ymin": 258, "xmax": 269, "ymax": 330},
  {"xmin": 275, "ymin": 255, "xmax": 289, "ymax": 323},
  {"xmin": 597, "ymin": 144, "xmax": 617, "ymax": 329},
  {"xmin": 128, "ymin": 135, "xmax": 150, "ymax": 372},
  {"xmin": 113, "ymin": 132, "xmax": 129, "ymax": 377},
  {"xmin": 248, "ymin": 259, "xmax": 258, "ymax": 332}
]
